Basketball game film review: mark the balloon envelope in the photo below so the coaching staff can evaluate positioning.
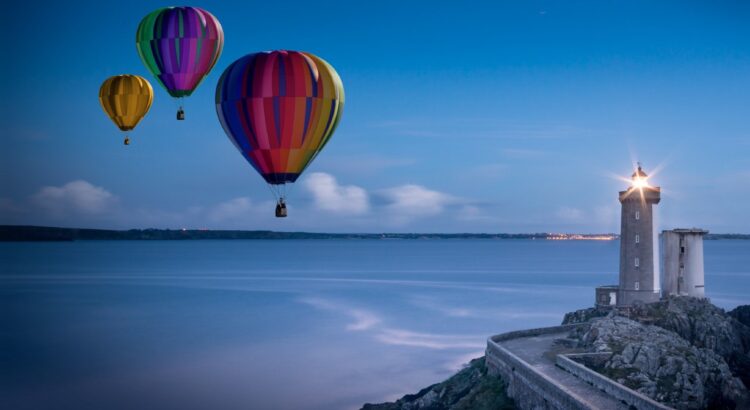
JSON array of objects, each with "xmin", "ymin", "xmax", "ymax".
[
  {"xmin": 215, "ymin": 51, "xmax": 345, "ymax": 185},
  {"xmin": 99, "ymin": 75, "xmax": 154, "ymax": 131},
  {"xmin": 136, "ymin": 7, "xmax": 223, "ymax": 98}
]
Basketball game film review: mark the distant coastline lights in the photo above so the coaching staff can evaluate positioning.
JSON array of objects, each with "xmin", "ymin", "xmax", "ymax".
[{"xmin": 546, "ymin": 234, "xmax": 617, "ymax": 241}]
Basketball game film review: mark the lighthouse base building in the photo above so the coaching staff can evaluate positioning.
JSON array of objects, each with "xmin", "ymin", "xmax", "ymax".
[{"xmin": 662, "ymin": 228, "xmax": 707, "ymax": 298}]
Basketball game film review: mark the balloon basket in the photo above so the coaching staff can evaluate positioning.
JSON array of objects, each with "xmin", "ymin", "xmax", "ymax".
[{"xmin": 275, "ymin": 201, "xmax": 288, "ymax": 218}]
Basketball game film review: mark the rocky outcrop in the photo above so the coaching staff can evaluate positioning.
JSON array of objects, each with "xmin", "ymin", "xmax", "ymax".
[
  {"xmin": 628, "ymin": 297, "xmax": 750, "ymax": 389},
  {"xmin": 361, "ymin": 357, "xmax": 515, "ymax": 410},
  {"xmin": 730, "ymin": 305, "xmax": 750, "ymax": 328},
  {"xmin": 576, "ymin": 315, "xmax": 747, "ymax": 409},
  {"xmin": 561, "ymin": 306, "xmax": 610, "ymax": 325},
  {"xmin": 362, "ymin": 300, "xmax": 749, "ymax": 410}
]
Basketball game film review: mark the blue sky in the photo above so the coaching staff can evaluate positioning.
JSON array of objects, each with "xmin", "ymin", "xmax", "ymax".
[{"xmin": 1, "ymin": 1, "xmax": 749, "ymax": 232}]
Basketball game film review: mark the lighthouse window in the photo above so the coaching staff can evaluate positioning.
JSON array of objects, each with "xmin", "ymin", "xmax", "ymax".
[
  {"xmin": 635, "ymin": 281, "xmax": 640, "ymax": 290},
  {"xmin": 634, "ymin": 257, "xmax": 640, "ymax": 267},
  {"xmin": 635, "ymin": 211, "xmax": 640, "ymax": 220},
  {"xmin": 635, "ymin": 234, "xmax": 640, "ymax": 244}
]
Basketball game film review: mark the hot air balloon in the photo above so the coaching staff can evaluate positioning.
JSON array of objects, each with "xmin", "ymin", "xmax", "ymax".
[
  {"xmin": 136, "ymin": 6, "xmax": 223, "ymax": 120},
  {"xmin": 99, "ymin": 75, "xmax": 154, "ymax": 145},
  {"xmin": 215, "ymin": 51, "xmax": 345, "ymax": 217}
]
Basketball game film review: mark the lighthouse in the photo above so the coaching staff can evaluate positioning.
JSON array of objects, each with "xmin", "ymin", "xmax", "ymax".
[
  {"xmin": 617, "ymin": 164, "xmax": 661, "ymax": 306},
  {"xmin": 594, "ymin": 164, "xmax": 709, "ymax": 309}
]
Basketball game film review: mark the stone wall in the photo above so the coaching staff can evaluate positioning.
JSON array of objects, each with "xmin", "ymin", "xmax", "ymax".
[
  {"xmin": 486, "ymin": 324, "xmax": 596, "ymax": 410},
  {"xmin": 556, "ymin": 353, "xmax": 674, "ymax": 410}
]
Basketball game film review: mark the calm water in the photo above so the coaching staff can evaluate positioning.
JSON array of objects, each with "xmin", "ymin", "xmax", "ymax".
[{"xmin": 1, "ymin": 240, "xmax": 748, "ymax": 410}]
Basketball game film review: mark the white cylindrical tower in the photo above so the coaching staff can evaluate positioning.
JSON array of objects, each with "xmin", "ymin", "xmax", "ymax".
[{"xmin": 662, "ymin": 229, "xmax": 707, "ymax": 298}]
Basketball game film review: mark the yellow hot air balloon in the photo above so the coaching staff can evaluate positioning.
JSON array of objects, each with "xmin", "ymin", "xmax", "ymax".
[{"xmin": 99, "ymin": 75, "xmax": 153, "ymax": 145}]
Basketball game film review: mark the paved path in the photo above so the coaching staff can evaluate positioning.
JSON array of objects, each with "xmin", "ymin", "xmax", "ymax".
[{"xmin": 499, "ymin": 331, "xmax": 629, "ymax": 410}]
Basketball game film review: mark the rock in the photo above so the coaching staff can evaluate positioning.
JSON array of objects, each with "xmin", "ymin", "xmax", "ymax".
[
  {"xmin": 361, "ymin": 357, "xmax": 515, "ymax": 410},
  {"xmin": 361, "ymin": 300, "xmax": 750, "ymax": 410},
  {"xmin": 629, "ymin": 297, "xmax": 750, "ymax": 389},
  {"xmin": 730, "ymin": 305, "xmax": 750, "ymax": 328},
  {"xmin": 561, "ymin": 306, "xmax": 610, "ymax": 325},
  {"xmin": 578, "ymin": 315, "xmax": 748, "ymax": 409}
]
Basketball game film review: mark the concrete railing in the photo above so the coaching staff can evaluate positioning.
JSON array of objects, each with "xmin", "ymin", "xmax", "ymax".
[
  {"xmin": 556, "ymin": 353, "xmax": 674, "ymax": 410},
  {"xmin": 486, "ymin": 324, "xmax": 600, "ymax": 410},
  {"xmin": 489, "ymin": 324, "xmax": 583, "ymax": 343}
]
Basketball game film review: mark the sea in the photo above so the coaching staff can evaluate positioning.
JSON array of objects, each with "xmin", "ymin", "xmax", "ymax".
[{"xmin": 1, "ymin": 239, "xmax": 748, "ymax": 410}]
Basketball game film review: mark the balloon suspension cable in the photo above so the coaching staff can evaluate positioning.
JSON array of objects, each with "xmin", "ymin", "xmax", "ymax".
[
  {"xmin": 283, "ymin": 181, "xmax": 296, "ymax": 204},
  {"xmin": 266, "ymin": 183, "xmax": 281, "ymax": 202}
]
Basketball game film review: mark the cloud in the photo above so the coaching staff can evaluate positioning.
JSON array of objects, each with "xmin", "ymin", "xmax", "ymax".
[
  {"xmin": 11, "ymin": 175, "xmax": 481, "ymax": 231},
  {"xmin": 207, "ymin": 197, "xmax": 265, "ymax": 223},
  {"xmin": 381, "ymin": 185, "xmax": 455, "ymax": 221},
  {"xmin": 303, "ymin": 172, "xmax": 369, "ymax": 215},
  {"xmin": 31, "ymin": 180, "xmax": 117, "ymax": 215}
]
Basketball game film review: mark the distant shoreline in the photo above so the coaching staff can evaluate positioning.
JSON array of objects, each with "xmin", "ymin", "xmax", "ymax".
[{"xmin": 1, "ymin": 225, "xmax": 748, "ymax": 242}]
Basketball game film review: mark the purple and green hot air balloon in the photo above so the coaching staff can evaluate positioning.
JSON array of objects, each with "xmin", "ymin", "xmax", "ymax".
[{"xmin": 136, "ymin": 6, "xmax": 224, "ymax": 120}]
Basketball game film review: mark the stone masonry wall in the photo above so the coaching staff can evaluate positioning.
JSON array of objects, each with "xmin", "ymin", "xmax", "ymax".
[{"xmin": 485, "ymin": 325, "xmax": 596, "ymax": 410}]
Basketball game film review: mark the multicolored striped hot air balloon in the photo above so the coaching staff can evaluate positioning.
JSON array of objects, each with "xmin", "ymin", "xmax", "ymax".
[
  {"xmin": 136, "ymin": 6, "xmax": 223, "ymax": 120},
  {"xmin": 99, "ymin": 75, "xmax": 154, "ymax": 145},
  {"xmin": 215, "ymin": 51, "xmax": 345, "ymax": 217}
]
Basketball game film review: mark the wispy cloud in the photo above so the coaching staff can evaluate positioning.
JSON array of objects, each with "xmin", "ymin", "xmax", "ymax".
[{"xmin": 7, "ymin": 175, "xmax": 490, "ymax": 231}]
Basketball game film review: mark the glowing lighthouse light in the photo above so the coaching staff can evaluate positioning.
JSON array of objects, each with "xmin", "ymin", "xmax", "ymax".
[{"xmin": 631, "ymin": 163, "xmax": 650, "ymax": 189}]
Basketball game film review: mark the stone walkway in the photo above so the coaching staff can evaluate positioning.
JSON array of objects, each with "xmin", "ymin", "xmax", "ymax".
[{"xmin": 499, "ymin": 331, "xmax": 630, "ymax": 410}]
